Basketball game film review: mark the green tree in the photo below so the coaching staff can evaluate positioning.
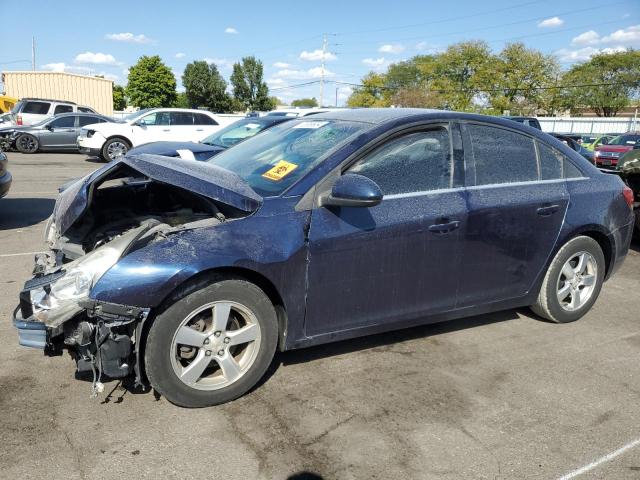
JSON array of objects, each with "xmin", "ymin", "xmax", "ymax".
[
  {"xmin": 175, "ymin": 92, "xmax": 190, "ymax": 108},
  {"xmin": 182, "ymin": 60, "xmax": 232, "ymax": 112},
  {"xmin": 126, "ymin": 55, "xmax": 177, "ymax": 108},
  {"xmin": 433, "ymin": 41, "xmax": 496, "ymax": 111},
  {"xmin": 561, "ymin": 50, "xmax": 640, "ymax": 117},
  {"xmin": 291, "ymin": 97, "xmax": 318, "ymax": 107},
  {"xmin": 488, "ymin": 43, "xmax": 559, "ymax": 115},
  {"xmin": 347, "ymin": 72, "xmax": 390, "ymax": 107},
  {"xmin": 112, "ymin": 84, "xmax": 126, "ymax": 110},
  {"xmin": 230, "ymin": 56, "xmax": 273, "ymax": 111}
]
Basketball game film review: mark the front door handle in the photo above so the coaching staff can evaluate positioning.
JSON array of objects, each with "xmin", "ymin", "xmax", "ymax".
[
  {"xmin": 428, "ymin": 220, "xmax": 460, "ymax": 234},
  {"xmin": 537, "ymin": 204, "xmax": 560, "ymax": 216},
  {"xmin": 162, "ymin": 128, "xmax": 170, "ymax": 132}
]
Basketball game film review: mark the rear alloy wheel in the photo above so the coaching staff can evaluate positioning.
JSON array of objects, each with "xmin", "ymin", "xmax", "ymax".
[
  {"xmin": 531, "ymin": 236, "xmax": 605, "ymax": 323},
  {"xmin": 145, "ymin": 279, "xmax": 278, "ymax": 407},
  {"xmin": 15, "ymin": 134, "xmax": 39, "ymax": 153},
  {"xmin": 101, "ymin": 137, "xmax": 129, "ymax": 161}
]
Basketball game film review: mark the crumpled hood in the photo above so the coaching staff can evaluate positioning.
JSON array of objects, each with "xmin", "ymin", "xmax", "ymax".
[
  {"xmin": 127, "ymin": 141, "xmax": 225, "ymax": 161},
  {"xmin": 53, "ymin": 153, "xmax": 263, "ymax": 235}
]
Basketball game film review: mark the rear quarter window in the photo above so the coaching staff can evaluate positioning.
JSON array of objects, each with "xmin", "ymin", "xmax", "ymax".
[
  {"xmin": 194, "ymin": 113, "xmax": 217, "ymax": 125},
  {"xmin": 22, "ymin": 101, "xmax": 51, "ymax": 114}
]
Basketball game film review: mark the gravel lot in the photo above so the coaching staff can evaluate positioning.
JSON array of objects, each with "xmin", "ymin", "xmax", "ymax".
[{"xmin": 1, "ymin": 152, "xmax": 639, "ymax": 480}]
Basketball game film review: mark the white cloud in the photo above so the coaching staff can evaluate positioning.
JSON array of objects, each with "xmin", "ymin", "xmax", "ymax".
[
  {"xmin": 203, "ymin": 57, "xmax": 233, "ymax": 69},
  {"xmin": 538, "ymin": 17, "xmax": 564, "ymax": 28},
  {"xmin": 41, "ymin": 62, "xmax": 68, "ymax": 73},
  {"xmin": 267, "ymin": 78, "xmax": 287, "ymax": 87},
  {"xmin": 415, "ymin": 41, "xmax": 428, "ymax": 51},
  {"xmin": 274, "ymin": 67, "xmax": 334, "ymax": 79},
  {"xmin": 105, "ymin": 32, "xmax": 152, "ymax": 44},
  {"xmin": 225, "ymin": 27, "xmax": 239, "ymax": 34},
  {"xmin": 175, "ymin": 52, "xmax": 186, "ymax": 59},
  {"xmin": 571, "ymin": 30, "xmax": 600, "ymax": 46},
  {"xmin": 602, "ymin": 25, "xmax": 640, "ymax": 45},
  {"xmin": 273, "ymin": 61, "xmax": 290, "ymax": 68},
  {"xmin": 299, "ymin": 49, "xmax": 337, "ymax": 61},
  {"xmin": 362, "ymin": 57, "xmax": 386, "ymax": 67},
  {"xmin": 41, "ymin": 62, "xmax": 118, "ymax": 82},
  {"xmin": 556, "ymin": 46, "xmax": 627, "ymax": 62},
  {"xmin": 75, "ymin": 52, "xmax": 119, "ymax": 65},
  {"xmin": 378, "ymin": 43, "xmax": 405, "ymax": 54}
]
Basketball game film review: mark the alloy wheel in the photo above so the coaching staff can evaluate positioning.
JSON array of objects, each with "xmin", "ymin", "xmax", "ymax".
[
  {"xmin": 170, "ymin": 301, "xmax": 261, "ymax": 391},
  {"xmin": 556, "ymin": 251, "xmax": 597, "ymax": 311},
  {"xmin": 106, "ymin": 141, "xmax": 127, "ymax": 160}
]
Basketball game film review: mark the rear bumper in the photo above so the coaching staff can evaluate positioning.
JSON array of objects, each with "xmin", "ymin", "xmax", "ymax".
[
  {"xmin": 0, "ymin": 171, "xmax": 12, "ymax": 198},
  {"xmin": 607, "ymin": 219, "xmax": 634, "ymax": 280}
]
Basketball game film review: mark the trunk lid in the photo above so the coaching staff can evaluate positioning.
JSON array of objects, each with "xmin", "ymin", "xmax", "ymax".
[{"xmin": 53, "ymin": 153, "xmax": 262, "ymax": 235}]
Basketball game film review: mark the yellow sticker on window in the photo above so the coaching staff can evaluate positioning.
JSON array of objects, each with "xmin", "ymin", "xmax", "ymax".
[{"xmin": 262, "ymin": 160, "xmax": 298, "ymax": 181}]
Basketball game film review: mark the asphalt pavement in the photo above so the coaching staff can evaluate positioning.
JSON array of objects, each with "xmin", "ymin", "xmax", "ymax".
[{"xmin": 1, "ymin": 152, "xmax": 639, "ymax": 480}]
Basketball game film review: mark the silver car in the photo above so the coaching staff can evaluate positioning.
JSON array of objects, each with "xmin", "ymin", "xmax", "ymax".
[{"xmin": 0, "ymin": 113, "xmax": 114, "ymax": 153}]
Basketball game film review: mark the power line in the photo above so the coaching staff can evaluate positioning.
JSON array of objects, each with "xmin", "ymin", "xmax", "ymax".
[{"xmin": 330, "ymin": 0, "xmax": 547, "ymax": 36}]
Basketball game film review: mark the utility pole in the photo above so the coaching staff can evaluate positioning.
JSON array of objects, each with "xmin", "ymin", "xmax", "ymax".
[
  {"xmin": 319, "ymin": 34, "xmax": 327, "ymax": 108},
  {"xmin": 32, "ymin": 37, "xmax": 36, "ymax": 71}
]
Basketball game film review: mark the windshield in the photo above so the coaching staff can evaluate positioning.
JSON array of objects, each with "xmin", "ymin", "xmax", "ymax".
[
  {"xmin": 207, "ymin": 119, "xmax": 369, "ymax": 197},
  {"xmin": 124, "ymin": 108, "xmax": 153, "ymax": 122},
  {"xmin": 202, "ymin": 119, "xmax": 274, "ymax": 148},
  {"xmin": 609, "ymin": 134, "xmax": 640, "ymax": 146}
]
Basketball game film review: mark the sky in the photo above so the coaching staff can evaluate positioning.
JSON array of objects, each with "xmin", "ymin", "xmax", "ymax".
[{"xmin": 0, "ymin": 0, "xmax": 638, "ymax": 106}]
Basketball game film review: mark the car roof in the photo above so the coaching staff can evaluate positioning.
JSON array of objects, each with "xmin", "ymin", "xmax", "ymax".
[
  {"xmin": 51, "ymin": 112, "xmax": 108, "ymax": 118},
  {"xmin": 19, "ymin": 97, "xmax": 76, "ymax": 105}
]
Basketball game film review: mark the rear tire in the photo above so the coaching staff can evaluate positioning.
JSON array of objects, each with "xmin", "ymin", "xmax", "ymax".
[
  {"xmin": 101, "ymin": 137, "xmax": 130, "ymax": 161},
  {"xmin": 15, "ymin": 134, "xmax": 39, "ymax": 153},
  {"xmin": 145, "ymin": 279, "xmax": 278, "ymax": 408},
  {"xmin": 531, "ymin": 236, "xmax": 605, "ymax": 323}
]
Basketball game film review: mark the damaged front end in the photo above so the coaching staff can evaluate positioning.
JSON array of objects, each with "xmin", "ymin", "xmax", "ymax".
[{"xmin": 13, "ymin": 154, "xmax": 262, "ymax": 394}]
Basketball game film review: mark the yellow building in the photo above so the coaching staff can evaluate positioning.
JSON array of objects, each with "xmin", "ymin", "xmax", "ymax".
[{"xmin": 2, "ymin": 71, "xmax": 113, "ymax": 115}]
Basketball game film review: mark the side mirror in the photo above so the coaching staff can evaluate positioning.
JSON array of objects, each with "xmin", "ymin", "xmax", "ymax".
[
  {"xmin": 45, "ymin": 124, "xmax": 53, "ymax": 131},
  {"xmin": 321, "ymin": 173, "xmax": 383, "ymax": 208}
]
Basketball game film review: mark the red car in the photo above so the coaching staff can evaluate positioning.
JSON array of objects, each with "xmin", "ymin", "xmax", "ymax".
[{"xmin": 594, "ymin": 132, "xmax": 640, "ymax": 169}]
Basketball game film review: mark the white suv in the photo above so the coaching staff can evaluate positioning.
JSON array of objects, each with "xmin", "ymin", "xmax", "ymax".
[
  {"xmin": 78, "ymin": 108, "xmax": 233, "ymax": 161},
  {"xmin": 11, "ymin": 98, "xmax": 97, "ymax": 125}
]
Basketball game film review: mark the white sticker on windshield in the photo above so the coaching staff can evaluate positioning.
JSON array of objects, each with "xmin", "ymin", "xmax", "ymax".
[
  {"xmin": 293, "ymin": 121, "xmax": 328, "ymax": 129},
  {"xmin": 245, "ymin": 123, "xmax": 261, "ymax": 129}
]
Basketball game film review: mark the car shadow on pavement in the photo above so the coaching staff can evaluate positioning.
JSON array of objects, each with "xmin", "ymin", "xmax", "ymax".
[
  {"xmin": 277, "ymin": 309, "xmax": 519, "ymax": 368},
  {"xmin": 84, "ymin": 156, "xmax": 106, "ymax": 164},
  {"xmin": 630, "ymin": 238, "xmax": 640, "ymax": 253},
  {"xmin": 0, "ymin": 197, "xmax": 55, "ymax": 230}
]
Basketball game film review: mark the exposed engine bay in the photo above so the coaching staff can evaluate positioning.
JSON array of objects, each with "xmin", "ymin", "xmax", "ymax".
[{"xmin": 14, "ymin": 155, "xmax": 259, "ymax": 396}]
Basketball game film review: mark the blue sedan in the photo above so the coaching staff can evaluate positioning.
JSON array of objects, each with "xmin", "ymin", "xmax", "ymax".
[{"xmin": 13, "ymin": 109, "xmax": 635, "ymax": 407}]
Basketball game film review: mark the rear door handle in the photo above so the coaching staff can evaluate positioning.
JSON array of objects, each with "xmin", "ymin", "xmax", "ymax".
[
  {"xmin": 428, "ymin": 220, "xmax": 460, "ymax": 234},
  {"xmin": 537, "ymin": 204, "xmax": 560, "ymax": 216},
  {"xmin": 162, "ymin": 128, "xmax": 170, "ymax": 132},
  {"xmin": 196, "ymin": 128, "xmax": 204, "ymax": 131}
]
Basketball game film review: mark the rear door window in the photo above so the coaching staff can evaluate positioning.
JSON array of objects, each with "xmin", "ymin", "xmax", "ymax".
[
  {"xmin": 467, "ymin": 124, "xmax": 538, "ymax": 185},
  {"xmin": 54, "ymin": 104, "xmax": 74, "ymax": 115},
  {"xmin": 170, "ymin": 112, "xmax": 194, "ymax": 125},
  {"xmin": 79, "ymin": 116, "xmax": 104, "ymax": 127},
  {"xmin": 537, "ymin": 142, "xmax": 563, "ymax": 180},
  {"xmin": 22, "ymin": 101, "xmax": 51, "ymax": 114}
]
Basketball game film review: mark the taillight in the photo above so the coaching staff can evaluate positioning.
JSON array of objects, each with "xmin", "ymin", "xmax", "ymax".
[
  {"xmin": 16, "ymin": 115, "xmax": 23, "ymax": 125},
  {"xmin": 623, "ymin": 186, "xmax": 634, "ymax": 209}
]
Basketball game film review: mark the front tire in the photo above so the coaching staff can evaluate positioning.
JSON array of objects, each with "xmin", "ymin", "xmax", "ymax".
[
  {"xmin": 145, "ymin": 279, "xmax": 278, "ymax": 407},
  {"xmin": 531, "ymin": 236, "xmax": 605, "ymax": 323},
  {"xmin": 101, "ymin": 137, "xmax": 130, "ymax": 161},
  {"xmin": 15, "ymin": 134, "xmax": 39, "ymax": 153}
]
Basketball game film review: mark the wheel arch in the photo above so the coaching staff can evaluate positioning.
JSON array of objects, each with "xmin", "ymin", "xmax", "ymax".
[
  {"xmin": 137, "ymin": 266, "xmax": 288, "ymax": 385},
  {"xmin": 565, "ymin": 227, "xmax": 613, "ymax": 278},
  {"xmin": 104, "ymin": 134, "xmax": 132, "ymax": 148}
]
